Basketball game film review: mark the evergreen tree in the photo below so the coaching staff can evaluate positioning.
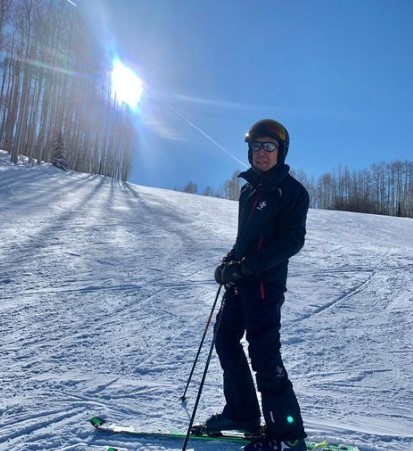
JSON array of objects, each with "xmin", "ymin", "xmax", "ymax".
[{"xmin": 51, "ymin": 132, "xmax": 68, "ymax": 171}]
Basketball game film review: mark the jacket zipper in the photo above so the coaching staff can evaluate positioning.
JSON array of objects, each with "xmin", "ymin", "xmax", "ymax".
[
  {"xmin": 257, "ymin": 236, "xmax": 265, "ymax": 300},
  {"xmin": 248, "ymin": 192, "xmax": 260, "ymax": 220},
  {"xmin": 247, "ymin": 192, "xmax": 265, "ymax": 300}
]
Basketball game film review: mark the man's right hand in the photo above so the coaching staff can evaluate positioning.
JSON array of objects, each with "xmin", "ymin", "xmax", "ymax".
[
  {"xmin": 214, "ymin": 263, "xmax": 225, "ymax": 284},
  {"xmin": 214, "ymin": 259, "xmax": 254, "ymax": 285}
]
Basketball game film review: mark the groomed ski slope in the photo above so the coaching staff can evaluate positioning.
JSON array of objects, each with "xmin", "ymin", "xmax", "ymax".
[{"xmin": 1, "ymin": 151, "xmax": 412, "ymax": 451}]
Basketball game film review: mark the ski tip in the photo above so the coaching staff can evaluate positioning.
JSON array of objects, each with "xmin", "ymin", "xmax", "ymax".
[
  {"xmin": 90, "ymin": 416, "xmax": 106, "ymax": 427},
  {"xmin": 311, "ymin": 440, "xmax": 329, "ymax": 449},
  {"xmin": 308, "ymin": 440, "xmax": 360, "ymax": 451}
]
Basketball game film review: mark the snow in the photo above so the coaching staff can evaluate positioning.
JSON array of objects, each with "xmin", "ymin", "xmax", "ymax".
[{"xmin": 1, "ymin": 150, "xmax": 412, "ymax": 451}]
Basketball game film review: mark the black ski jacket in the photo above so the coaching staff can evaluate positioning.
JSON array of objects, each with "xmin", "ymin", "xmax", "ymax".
[{"xmin": 231, "ymin": 164, "xmax": 309, "ymax": 294}]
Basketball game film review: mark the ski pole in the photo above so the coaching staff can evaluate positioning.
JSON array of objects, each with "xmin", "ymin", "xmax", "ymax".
[
  {"xmin": 180, "ymin": 283, "xmax": 222, "ymax": 404},
  {"xmin": 181, "ymin": 289, "xmax": 226, "ymax": 451}
]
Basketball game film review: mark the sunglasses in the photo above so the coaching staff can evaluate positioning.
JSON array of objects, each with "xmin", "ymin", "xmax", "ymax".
[{"xmin": 249, "ymin": 141, "xmax": 279, "ymax": 153}]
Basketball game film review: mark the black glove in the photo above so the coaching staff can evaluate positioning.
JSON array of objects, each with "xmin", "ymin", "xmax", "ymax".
[
  {"xmin": 221, "ymin": 250, "xmax": 235, "ymax": 264},
  {"xmin": 214, "ymin": 250, "xmax": 236, "ymax": 284},
  {"xmin": 214, "ymin": 263, "xmax": 225, "ymax": 284},
  {"xmin": 219, "ymin": 260, "xmax": 254, "ymax": 285}
]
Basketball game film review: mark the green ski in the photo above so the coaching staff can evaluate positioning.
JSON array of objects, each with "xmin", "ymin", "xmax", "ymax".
[{"xmin": 90, "ymin": 416, "xmax": 360, "ymax": 450}]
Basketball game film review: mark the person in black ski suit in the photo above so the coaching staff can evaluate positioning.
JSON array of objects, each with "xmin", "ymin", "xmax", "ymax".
[{"xmin": 206, "ymin": 119, "xmax": 309, "ymax": 451}]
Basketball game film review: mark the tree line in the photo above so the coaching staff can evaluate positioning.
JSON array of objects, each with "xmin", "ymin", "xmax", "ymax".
[
  {"xmin": 177, "ymin": 160, "xmax": 413, "ymax": 218},
  {"xmin": 0, "ymin": 0, "xmax": 133, "ymax": 181},
  {"xmin": 176, "ymin": 170, "xmax": 243, "ymax": 201},
  {"xmin": 293, "ymin": 160, "xmax": 413, "ymax": 217}
]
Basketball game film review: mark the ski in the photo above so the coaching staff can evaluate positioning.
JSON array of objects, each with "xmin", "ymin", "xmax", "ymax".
[{"xmin": 90, "ymin": 416, "xmax": 360, "ymax": 450}]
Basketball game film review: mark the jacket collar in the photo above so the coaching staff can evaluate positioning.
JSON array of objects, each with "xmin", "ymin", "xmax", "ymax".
[{"xmin": 239, "ymin": 164, "xmax": 290, "ymax": 191}]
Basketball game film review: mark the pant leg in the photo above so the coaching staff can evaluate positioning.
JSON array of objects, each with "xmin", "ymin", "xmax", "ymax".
[
  {"xmin": 214, "ymin": 286, "xmax": 261, "ymax": 422},
  {"xmin": 240, "ymin": 283, "xmax": 306, "ymax": 440}
]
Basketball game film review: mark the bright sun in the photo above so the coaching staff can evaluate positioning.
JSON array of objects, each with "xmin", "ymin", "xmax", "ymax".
[{"xmin": 111, "ymin": 59, "xmax": 143, "ymax": 110}]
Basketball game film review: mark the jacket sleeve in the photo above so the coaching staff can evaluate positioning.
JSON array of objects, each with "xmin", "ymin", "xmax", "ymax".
[{"xmin": 245, "ymin": 186, "xmax": 309, "ymax": 274}]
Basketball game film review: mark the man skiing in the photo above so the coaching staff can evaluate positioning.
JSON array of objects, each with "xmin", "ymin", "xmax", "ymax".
[{"xmin": 207, "ymin": 119, "xmax": 309, "ymax": 451}]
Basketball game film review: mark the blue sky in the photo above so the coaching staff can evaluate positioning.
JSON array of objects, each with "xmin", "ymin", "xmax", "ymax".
[{"xmin": 81, "ymin": 0, "xmax": 413, "ymax": 191}]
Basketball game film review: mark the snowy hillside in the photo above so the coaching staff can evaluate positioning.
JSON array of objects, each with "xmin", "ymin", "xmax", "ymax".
[{"xmin": 1, "ymin": 151, "xmax": 412, "ymax": 451}]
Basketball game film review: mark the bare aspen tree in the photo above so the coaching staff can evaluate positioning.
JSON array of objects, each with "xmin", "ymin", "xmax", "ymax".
[
  {"xmin": 0, "ymin": 0, "xmax": 134, "ymax": 181},
  {"xmin": 222, "ymin": 170, "xmax": 242, "ymax": 200},
  {"xmin": 0, "ymin": 0, "xmax": 12, "ymax": 36}
]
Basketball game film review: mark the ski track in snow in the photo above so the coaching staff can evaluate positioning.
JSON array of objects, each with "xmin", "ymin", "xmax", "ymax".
[{"xmin": 1, "ymin": 152, "xmax": 412, "ymax": 451}]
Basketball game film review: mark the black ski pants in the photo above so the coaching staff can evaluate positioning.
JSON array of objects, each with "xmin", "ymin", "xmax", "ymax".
[{"xmin": 214, "ymin": 283, "xmax": 306, "ymax": 441}]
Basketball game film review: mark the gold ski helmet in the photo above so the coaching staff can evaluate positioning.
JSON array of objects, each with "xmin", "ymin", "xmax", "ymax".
[{"xmin": 245, "ymin": 119, "xmax": 290, "ymax": 165}]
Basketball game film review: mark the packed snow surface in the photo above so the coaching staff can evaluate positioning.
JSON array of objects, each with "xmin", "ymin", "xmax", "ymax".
[{"xmin": 1, "ymin": 151, "xmax": 412, "ymax": 451}]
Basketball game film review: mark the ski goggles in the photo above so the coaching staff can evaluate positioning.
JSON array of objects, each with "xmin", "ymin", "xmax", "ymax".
[{"xmin": 249, "ymin": 141, "xmax": 279, "ymax": 153}]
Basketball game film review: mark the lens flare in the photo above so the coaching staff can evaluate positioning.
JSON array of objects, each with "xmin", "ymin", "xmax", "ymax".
[{"xmin": 111, "ymin": 59, "xmax": 143, "ymax": 110}]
